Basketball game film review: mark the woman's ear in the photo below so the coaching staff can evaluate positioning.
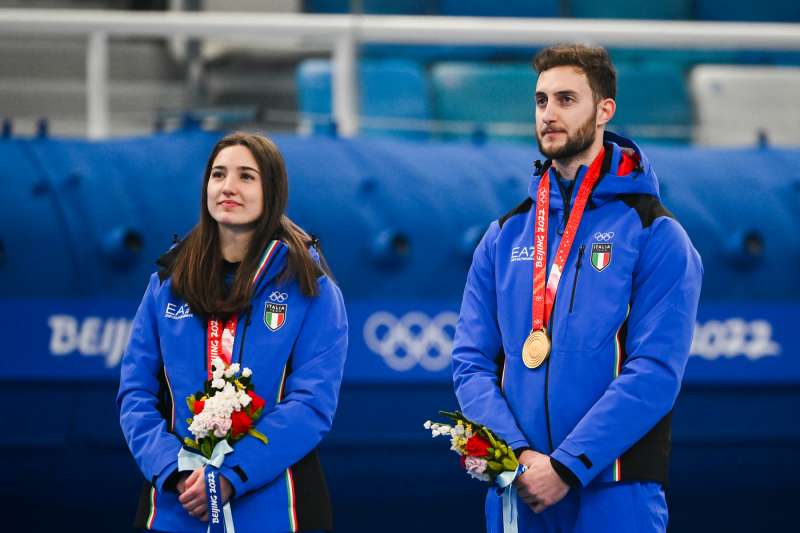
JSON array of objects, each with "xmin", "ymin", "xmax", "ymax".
[{"xmin": 597, "ymin": 97, "xmax": 616, "ymax": 127}]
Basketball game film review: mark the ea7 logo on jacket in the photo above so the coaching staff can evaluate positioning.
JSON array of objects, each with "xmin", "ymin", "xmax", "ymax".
[
  {"xmin": 591, "ymin": 243, "xmax": 612, "ymax": 271},
  {"xmin": 264, "ymin": 302, "xmax": 287, "ymax": 331},
  {"xmin": 165, "ymin": 303, "xmax": 193, "ymax": 320},
  {"xmin": 510, "ymin": 246, "xmax": 536, "ymax": 262}
]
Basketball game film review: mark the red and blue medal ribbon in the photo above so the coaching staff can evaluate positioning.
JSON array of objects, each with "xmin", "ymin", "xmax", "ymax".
[
  {"xmin": 205, "ymin": 240, "xmax": 281, "ymax": 378},
  {"xmin": 532, "ymin": 148, "xmax": 605, "ymax": 333},
  {"xmin": 207, "ymin": 317, "xmax": 237, "ymax": 378}
]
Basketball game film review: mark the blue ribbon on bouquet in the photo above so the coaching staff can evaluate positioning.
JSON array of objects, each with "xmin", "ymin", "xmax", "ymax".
[
  {"xmin": 496, "ymin": 465, "xmax": 526, "ymax": 533},
  {"xmin": 178, "ymin": 441, "xmax": 236, "ymax": 533}
]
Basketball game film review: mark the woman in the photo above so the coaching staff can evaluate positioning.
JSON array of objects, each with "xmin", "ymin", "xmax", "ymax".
[{"xmin": 117, "ymin": 132, "xmax": 348, "ymax": 533}]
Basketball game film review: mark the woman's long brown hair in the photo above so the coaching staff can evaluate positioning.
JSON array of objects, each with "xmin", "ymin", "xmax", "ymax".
[{"xmin": 170, "ymin": 132, "xmax": 329, "ymax": 318}]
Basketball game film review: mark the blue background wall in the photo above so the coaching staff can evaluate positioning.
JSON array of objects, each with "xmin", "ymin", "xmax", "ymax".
[{"xmin": 2, "ymin": 130, "xmax": 799, "ymax": 531}]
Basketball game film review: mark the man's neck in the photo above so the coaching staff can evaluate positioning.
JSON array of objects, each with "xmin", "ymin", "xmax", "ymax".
[
  {"xmin": 219, "ymin": 225, "xmax": 254, "ymax": 263},
  {"xmin": 552, "ymin": 138, "xmax": 604, "ymax": 181}
]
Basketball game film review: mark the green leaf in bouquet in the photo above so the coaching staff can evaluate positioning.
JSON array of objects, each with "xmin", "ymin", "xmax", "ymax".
[
  {"xmin": 183, "ymin": 437, "xmax": 199, "ymax": 450},
  {"xmin": 200, "ymin": 439, "xmax": 212, "ymax": 459},
  {"xmin": 186, "ymin": 395, "xmax": 195, "ymax": 413},
  {"xmin": 502, "ymin": 457, "xmax": 518, "ymax": 471},
  {"xmin": 487, "ymin": 460, "xmax": 503, "ymax": 472},
  {"xmin": 482, "ymin": 428, "xmax": 501, "ymax": 449},
  {"xmin": 437, "ymin": 410, "xmax": 462, "ymax": 424},
  {"xmin": 248, "ymin": 429, "xmax": 269, "ymax": 445},
  {"xmin": 186, "ymin": 418, "xmax": 193, "ymax": 425}
]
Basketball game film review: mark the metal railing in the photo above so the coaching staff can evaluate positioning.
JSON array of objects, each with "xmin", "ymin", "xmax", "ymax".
[{"xmin": 1, "ymin": 9, "xmax": 800, "ymax": 139}]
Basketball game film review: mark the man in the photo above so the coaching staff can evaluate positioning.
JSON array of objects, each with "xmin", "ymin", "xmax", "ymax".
[{"xmin": 451, "ymin": 43, "xmax": 703, "ymax": 532}]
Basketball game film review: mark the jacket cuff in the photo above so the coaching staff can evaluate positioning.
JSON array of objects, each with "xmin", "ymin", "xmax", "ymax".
[
  {"xmin": 549, "ymin": 457, "xmax": 580, "ymax": 488},
  {"xmin": 506, "ymin": 439, "xmax": 531, "ymax": 454},
  {"xmin": 513, "ymin": 446, "xmax": 531, "ymax": 459},
  {"xmin": 219, "ymin": 465, "xmax": 247, "ymax": 499},
  {"xmin": 154, "ymin": 459, "xmax": 179, "ymax": 493},
  {"xmin": 550, "ymin": 447, "xmax": 595, "ymax": 487}
]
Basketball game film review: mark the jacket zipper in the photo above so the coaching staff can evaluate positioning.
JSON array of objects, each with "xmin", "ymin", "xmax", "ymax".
[
  {"xmin": 556, "ymin": 174, "xmax": 574, "ymax": 235},
  {"xmin": 544, "ymin": 308, "xmax": 555, "ymax": 453},
  {"xmin": 236, "ymin": 307, "xmax": 253, "ymax": 365},
  {"xmin": 569, "ymin": 245, "xmax": 586, "ymax": 313}
]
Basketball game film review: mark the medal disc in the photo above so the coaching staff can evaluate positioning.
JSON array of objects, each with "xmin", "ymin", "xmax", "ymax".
[{"xmin": 522, "ymin": 329, "xmax": 551, "ymax": 369}]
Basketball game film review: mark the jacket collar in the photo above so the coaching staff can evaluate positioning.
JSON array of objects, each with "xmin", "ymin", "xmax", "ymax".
[{"xmin": 529, "ymin": 130, "xmax": 660, "ymax": 211}]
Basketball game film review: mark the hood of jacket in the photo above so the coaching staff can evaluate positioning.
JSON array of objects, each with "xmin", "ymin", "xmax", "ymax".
[{"xmin": 529, "ymin": 131, "xmax": 660, "ymax": 211}]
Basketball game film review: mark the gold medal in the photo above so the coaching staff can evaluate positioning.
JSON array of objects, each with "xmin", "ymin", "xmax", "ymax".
[{"xmin": 522, "ymin": 329, "xmax": 551, "ymax": 369}]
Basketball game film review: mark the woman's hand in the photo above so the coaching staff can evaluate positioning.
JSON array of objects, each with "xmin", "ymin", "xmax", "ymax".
[{"xmin": 177, "ymin": 467, "xmax": 233, "ymax": 522}]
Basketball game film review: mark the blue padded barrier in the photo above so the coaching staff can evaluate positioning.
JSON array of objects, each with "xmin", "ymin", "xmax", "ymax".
[
  {"xmin": 696, "ymin": 0, "xmax": 800, "ymax": 21},
  {"xmin": 296, "ymin": 59, "xmax": 430, "ymax": 139},
  {"xmin": 4, "ymin": 132, "xmax": 800, "ymax": 303},
  {"xmin": 570, "ymin": 0, "xmax": 692, "ymax": 19},
  {"xmin": 0, "ymin": 134, "xmax": 208, "ymax": 299}
]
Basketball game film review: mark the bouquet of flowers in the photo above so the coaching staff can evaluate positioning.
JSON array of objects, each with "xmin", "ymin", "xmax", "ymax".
[
  {"xmin": 424, "ymin": 410, "xmax": 519, "ymax": 483},
  {"xmin": 184, "ymin": 357, "xmax": 269, "ymax": 459}
]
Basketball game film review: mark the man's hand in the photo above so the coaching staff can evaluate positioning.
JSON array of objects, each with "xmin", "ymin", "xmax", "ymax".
[
  {"xmin": 514, "ymin": 450, "xmax": 569, "ymax": 514},
  {"xmin": 177, "ymin": 467, "xmax": 233, "ymax": 522}
]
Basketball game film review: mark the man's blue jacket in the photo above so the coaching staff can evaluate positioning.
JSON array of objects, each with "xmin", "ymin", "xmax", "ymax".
[
  {"xmin": 117, "ymin": 241, "xmax": 348, "ymax": 532},
  {"xmin": 452, "ymin": 132, "xmax": 703, "ymax": 487}
]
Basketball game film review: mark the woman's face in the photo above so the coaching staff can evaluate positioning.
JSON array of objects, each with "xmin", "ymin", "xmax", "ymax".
[{"xmin": 207, "ymin": 145, "xmax": 265, "ymax": 230}]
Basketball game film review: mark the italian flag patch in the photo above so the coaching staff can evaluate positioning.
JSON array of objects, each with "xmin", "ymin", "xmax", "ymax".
[
  {"xmin": 264, "ymin": 303, "xmax": 287, "ymax": 331},
  {"xmin": 591, "ymin": 243, "xmax": 612, "ymax": 272}
]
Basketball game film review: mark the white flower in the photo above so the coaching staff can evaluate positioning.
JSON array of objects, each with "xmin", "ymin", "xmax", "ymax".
[
  {"xmin": 224, "ymin": 363, "xmax": 240, "ymax": 378},
  {"xmin": 242, "ymin": 367, "xmax": 252, "ymax": 378},
  {"xmin": 212, "ymin": 378, "xmax": 226, "ymax": 390},
  {"xmin": 454, "ymin": 424, "xmax": 465, "ymax": 436},
  {"xmin": 239, "ymin": 391, "xmax": 252, "ymax": 407},
  {"xmin": 423, "ymin": 420, "xmax": 432, "ymax": 430}
]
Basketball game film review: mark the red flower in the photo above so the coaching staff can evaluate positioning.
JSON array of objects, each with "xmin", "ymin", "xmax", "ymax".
[
  {"xmin": 193, "ymin": 400, "xmax": 204, "ymax": 415},
  {"xmin": 247, "ymin": 390, "xmax": 266, "ymax": 412},
  {"xmin": 231, "ymin": 410, "xmax": 253, "ymax": 438},
  {"xmin": 459, "ymin": 455, "xmax": 467, "ymax": 469},
  {"xmin": 465, "ymin": 434, "xmax": 491, "ymax": 457}
]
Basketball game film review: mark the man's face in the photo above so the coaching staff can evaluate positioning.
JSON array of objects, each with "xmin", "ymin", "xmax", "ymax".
[{"xmin": 535, "ymin": 66, "xmax": 600, "ymax": 160}]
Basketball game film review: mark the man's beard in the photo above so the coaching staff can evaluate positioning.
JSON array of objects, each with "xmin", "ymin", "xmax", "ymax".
[{"xmin": 536, "ymin": 112, "xmax": 597, "ymax": 160}]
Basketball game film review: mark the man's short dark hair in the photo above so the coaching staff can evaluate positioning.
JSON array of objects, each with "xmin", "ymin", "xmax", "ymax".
[{"xmin": 533, "ymin": 43, "xmax": 616, "ymax": 101}]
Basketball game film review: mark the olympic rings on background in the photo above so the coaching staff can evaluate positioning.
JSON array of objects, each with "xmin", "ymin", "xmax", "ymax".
[{"xmin": 363, "ymin": 311, "xmax": 458, "ymax": 371}]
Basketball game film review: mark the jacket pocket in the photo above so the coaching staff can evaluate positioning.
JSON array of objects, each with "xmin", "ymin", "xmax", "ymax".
[{"xmin": 569, "ymin": 244, "xmax": 586, "ymax": 313}]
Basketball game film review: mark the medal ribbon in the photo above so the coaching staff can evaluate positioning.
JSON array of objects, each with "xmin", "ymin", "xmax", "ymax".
[
  {"xmin": 205, "ymin": 239, "xmax": 281, "ymax": 378},
  {"xmin": 207, "ymin": 317, "xmax": 238, "ymax": 378},
  {"xmin": 532, "ymin": 148, "xmax": 605, "ymax": 332}
]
